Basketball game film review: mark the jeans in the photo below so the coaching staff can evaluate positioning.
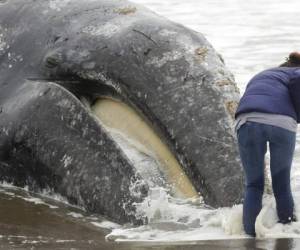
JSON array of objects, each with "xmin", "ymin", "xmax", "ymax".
[{"xmin": 237, "ymin": 121, "xmax": 296, "ymax": 236}]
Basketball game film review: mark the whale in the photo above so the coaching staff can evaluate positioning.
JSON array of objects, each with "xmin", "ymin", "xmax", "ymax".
[{"xmin": 0, "ymin": 0, "xmax": 243, "ymax": 223}]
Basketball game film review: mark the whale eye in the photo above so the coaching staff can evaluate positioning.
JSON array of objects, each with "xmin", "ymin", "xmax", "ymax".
[{"xmin": 91, "ymin": 97, "xmax": 198, "ymax": 199}]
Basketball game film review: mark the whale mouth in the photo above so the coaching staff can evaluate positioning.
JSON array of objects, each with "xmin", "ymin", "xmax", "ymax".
[
  {"xmin": 91, "ymin": 97, "xmax": 198, "ymax": 199},
  {"xmin": 58, "ymin": 80, "xmax": 199, "ymax": 199}
]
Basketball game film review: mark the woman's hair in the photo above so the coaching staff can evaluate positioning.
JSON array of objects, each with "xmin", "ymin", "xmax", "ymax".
[{"xmin": 280, "ymin": 52, "xmax": 300, "ymax": 67}]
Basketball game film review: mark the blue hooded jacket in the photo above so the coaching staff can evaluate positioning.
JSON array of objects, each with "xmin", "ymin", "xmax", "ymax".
[{"xmin": 235, "ymin": 67, "xmax": 300, "ymax": 122}]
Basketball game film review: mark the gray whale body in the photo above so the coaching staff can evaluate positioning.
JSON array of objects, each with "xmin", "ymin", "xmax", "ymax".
[{"xmin": 0, "ymin": 0, "xmax": 243, "ymax": 223}]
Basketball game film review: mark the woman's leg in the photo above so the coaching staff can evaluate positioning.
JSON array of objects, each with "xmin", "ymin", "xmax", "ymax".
[
  {"xmin": 237, "ymin": 122, "xmax": 267, "ymax": 236},
  {"xmin": 269, "ymin": 127, "xmax": 296, "ymax": 223}
]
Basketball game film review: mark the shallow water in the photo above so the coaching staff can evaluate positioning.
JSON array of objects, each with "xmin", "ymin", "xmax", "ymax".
[
  {"xmin": 1, "ymin": 187, "xmax": 300, "ymax": 250},
  {"xmin": 2, "ymin": 0, "xmax": 300, "ymax": 248}
]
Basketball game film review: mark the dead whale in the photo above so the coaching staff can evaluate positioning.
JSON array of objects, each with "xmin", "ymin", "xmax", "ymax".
[{"xmin": 0, "ymin": 0, "xmax": 243, "ymax": 223}]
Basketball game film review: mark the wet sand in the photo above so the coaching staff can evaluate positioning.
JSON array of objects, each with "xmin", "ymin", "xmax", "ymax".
[{"xmin": 0, "ymin": 189, "xmax": 298, "ymax": 250}]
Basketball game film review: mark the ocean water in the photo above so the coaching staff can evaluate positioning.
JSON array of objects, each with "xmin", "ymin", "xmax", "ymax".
[{"xmin": 2, "ymin": 0, "xmax": 300, "ymax": 246}]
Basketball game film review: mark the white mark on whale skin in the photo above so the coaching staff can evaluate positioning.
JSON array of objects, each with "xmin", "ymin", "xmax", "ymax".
[
  {"xmin": 1, "ymin": 127, "xmax": 9, "ymax": 136},
  {"xmin": 81, "ymin": 10, "xmax": 140, "ymax": 39},
  {"xmin": 0, "ymin": 32, "xmax": 7, "ymax": 55},
  {"xmin": 158, "ymin": 29, "xmax": 178, "ymax": 37},
  {"xmin": 82, "ymin": 126, "xmax": 89, "ymax": 137},
  {"xmin": 6, "ymin": 52, "xmax": 24, "ymax": 69},
  {"xmin": 70, "ymin": 119, "xmax": 77, "ymax": 127},
  {"xmin": 49, "ymin": 0, "xmax": 71, "ymax": 11},
  {"xmin": 146, "ymin": 51, "xmax": 184, "ymax": 68},
  {"xmin": 82, "ymin": 61, "xmax": 96, "ymax": 70},
  {"xmin": 56, "ymin": 98, "xmax": 73, "ymax": 110},
  {"xmin": 82, "ymin": 23, "xmax": 120, "ymax": 38},
  {"xmin": 61, "ymin": 154, "xmax": 72, "ymax": 168},
  {"xmin": 75, "ymin": 112, "xmax": 83, "ymax": 122}
]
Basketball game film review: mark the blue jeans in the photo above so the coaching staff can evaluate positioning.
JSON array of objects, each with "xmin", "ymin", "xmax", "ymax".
[{"xmin": 237, "ymin": 121, "xmax": 296, "ymax": 236}]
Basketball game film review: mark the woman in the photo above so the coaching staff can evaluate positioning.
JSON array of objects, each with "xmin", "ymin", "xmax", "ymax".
[{"xmin": 235, "ymin": 52, "xmax": 300, "ymax": 236}]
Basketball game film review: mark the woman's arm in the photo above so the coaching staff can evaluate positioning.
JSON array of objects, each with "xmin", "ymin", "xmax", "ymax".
[{"xmin": 288, "ymin": 70, "xmax": 300, "ymax": 123}]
